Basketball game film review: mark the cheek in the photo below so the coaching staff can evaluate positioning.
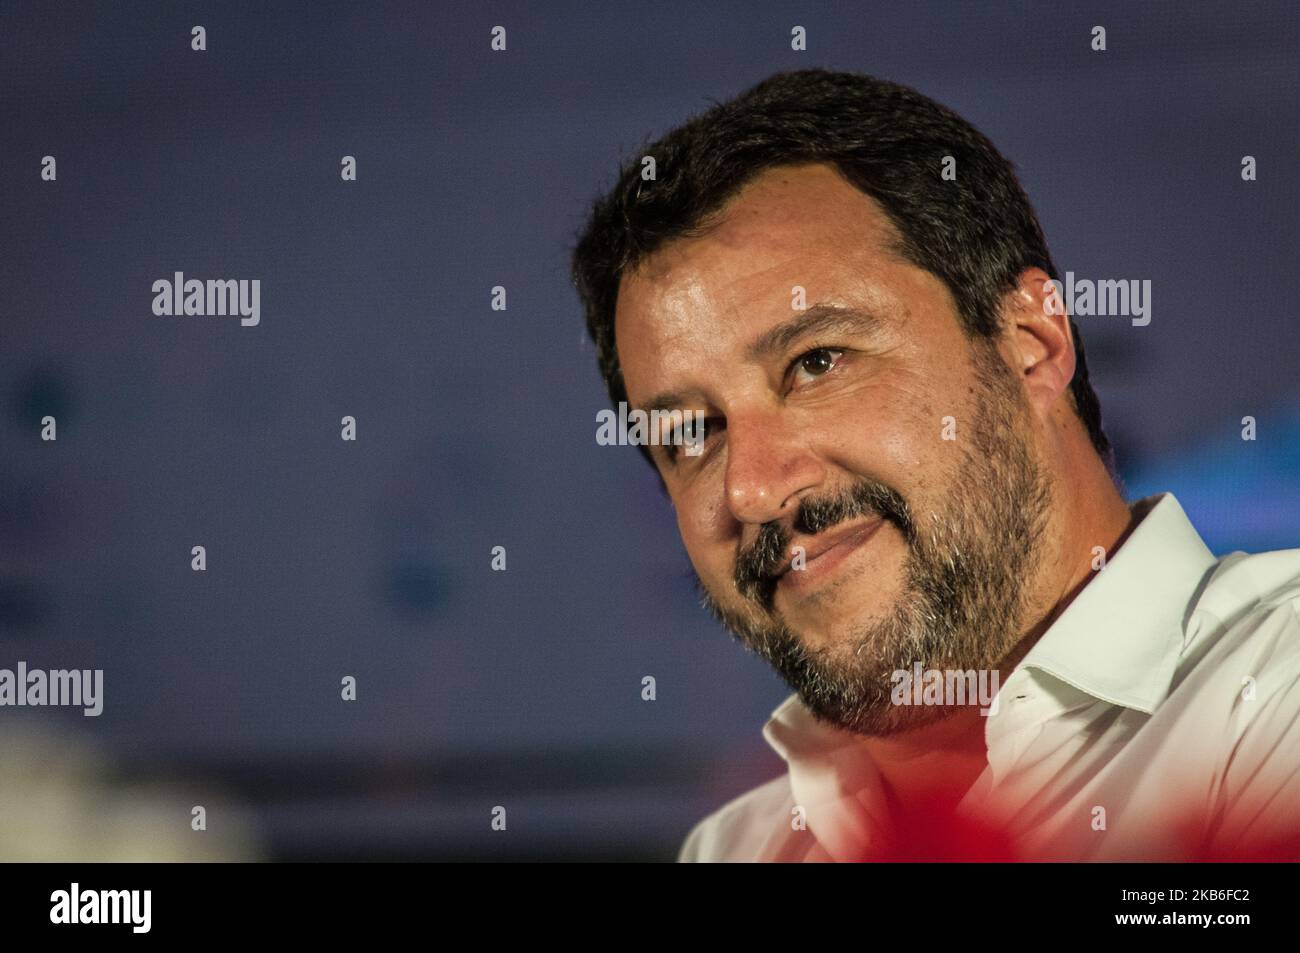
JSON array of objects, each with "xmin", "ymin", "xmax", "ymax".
[
  {"xmin": 672, "ymin": 484, "xmax": 734, "ymax": 581},
  {"xmin": 824, "ymin": 376, "xmax": 935, "ymax": 478}
]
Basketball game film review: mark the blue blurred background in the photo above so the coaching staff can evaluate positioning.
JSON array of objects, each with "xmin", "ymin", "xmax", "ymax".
[{"xmin": 1, "ymin": 0, "xmax": 1298, "ymax": 860}]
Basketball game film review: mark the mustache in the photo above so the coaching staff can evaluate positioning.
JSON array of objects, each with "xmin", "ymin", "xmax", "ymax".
[{"xmin": 734, "ymin": 480, "xmax": 914, "ymax": 607}]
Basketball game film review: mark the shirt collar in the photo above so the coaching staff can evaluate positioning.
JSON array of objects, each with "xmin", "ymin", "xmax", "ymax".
[
  {"xmin": 763, "ymin": 491, "xmax": 1218, "ymax": 761},
  {"xmin": 1015, "ymin": 491, "xmax": 1217, "ymax": 714}
]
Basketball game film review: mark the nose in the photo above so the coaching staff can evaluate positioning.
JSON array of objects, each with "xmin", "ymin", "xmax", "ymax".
[{"xmin": 723, "ymin": 408, "xmax": 825, "ymax": 527}]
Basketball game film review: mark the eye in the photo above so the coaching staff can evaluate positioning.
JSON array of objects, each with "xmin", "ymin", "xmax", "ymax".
[
  {"xmin": 663, "ymin": 416, "xmax": 721, "ymax": 463},
  {"xmin": 789, "ymin": 347, "xmax": 844, "ymax": 389}
]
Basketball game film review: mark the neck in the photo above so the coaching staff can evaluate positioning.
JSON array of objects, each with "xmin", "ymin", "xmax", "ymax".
[{"xmin": 860, "ymin": 447, "xmax": 1136, "ymax": 816}]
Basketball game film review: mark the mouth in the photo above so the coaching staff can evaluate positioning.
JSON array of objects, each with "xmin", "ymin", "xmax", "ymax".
[{"xmin": 775, "ymin": 517, "xmax": 885, "ymax": 596}]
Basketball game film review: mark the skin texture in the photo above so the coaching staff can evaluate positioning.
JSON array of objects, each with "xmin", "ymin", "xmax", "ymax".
[{"xmin": 614, "ymin": 162, "xmax": 1135, "ymax": 813}]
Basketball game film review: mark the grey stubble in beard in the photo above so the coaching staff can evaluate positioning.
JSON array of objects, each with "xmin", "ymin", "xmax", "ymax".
[{"xmin": 695, "ymin": 343, "xmax": 1053, "ymax": 736}]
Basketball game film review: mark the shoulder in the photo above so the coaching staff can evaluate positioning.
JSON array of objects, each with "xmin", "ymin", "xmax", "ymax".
[
  {"xmin": 677, "ymin": 772, "xmax": 796, "ymax": 862},
  {"xmin": 1209, "ymin": 547, "xmax": 1300, "ymax": 608},
  {"xmin": 1191, "ymin": 548, "xmax": 1300, "ymax": 653},
  {"xmin": 1188, "ymin": 553, "xmax": 1300, "ymax": 851},
  {"xmin": 1181, "ymin": 549, "xmax": 1300, "ymax": 726}
]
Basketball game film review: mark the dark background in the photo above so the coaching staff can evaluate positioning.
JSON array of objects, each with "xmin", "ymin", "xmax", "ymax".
[{"xmin": 2, "ymin": 0, "xmax": 1298, "ymax": 860}]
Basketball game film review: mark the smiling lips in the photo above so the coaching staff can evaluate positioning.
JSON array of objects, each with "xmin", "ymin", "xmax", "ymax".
[{"xmin": 777, "ymin": 517, "xmax": 885, "ymax": 594}]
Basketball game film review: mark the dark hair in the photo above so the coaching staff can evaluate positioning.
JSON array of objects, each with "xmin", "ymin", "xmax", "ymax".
[{"xmin": 571, "ymin": 68, "xmax": 1112, "ymax": 474}]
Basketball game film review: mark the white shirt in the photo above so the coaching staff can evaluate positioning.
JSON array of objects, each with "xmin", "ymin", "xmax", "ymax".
[{"xmin": 679, "ymin": 493, "xmax": 1300, "ymax": 861}]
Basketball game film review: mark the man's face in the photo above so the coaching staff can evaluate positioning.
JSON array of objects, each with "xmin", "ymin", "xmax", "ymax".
[{"xmin": 614, "ymin": 163, "xmax": 1052, "ymax": 735}]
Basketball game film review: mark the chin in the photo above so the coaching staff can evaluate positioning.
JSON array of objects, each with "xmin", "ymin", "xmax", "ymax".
[{"xmin": 778, "ymin": 581, "xmax": 906, "ymax": 652}]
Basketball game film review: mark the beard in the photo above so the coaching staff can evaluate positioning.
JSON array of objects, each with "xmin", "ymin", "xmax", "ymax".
[{"xmin": 696, "ymin": 342, "xmax": 1053, "ymax": 736}]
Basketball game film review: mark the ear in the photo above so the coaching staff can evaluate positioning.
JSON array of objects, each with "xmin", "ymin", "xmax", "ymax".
[{"xmin": 1000, "ymin": 267, "xmax": 1076, "ymax": 421}]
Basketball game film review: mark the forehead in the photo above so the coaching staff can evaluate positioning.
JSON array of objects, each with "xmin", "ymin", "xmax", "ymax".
[{"xmin": 613, "ymin": 163, "xmax": 909, "ymax": 397}]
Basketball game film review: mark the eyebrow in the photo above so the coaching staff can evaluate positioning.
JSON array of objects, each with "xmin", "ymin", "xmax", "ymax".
[
  {"xmin": 639, "ymin": 303, "xmax": 888, "ymax": 415},
  {"xmin": 745, "ymin": 303, "xmax": 888, "ymax": 362}
]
